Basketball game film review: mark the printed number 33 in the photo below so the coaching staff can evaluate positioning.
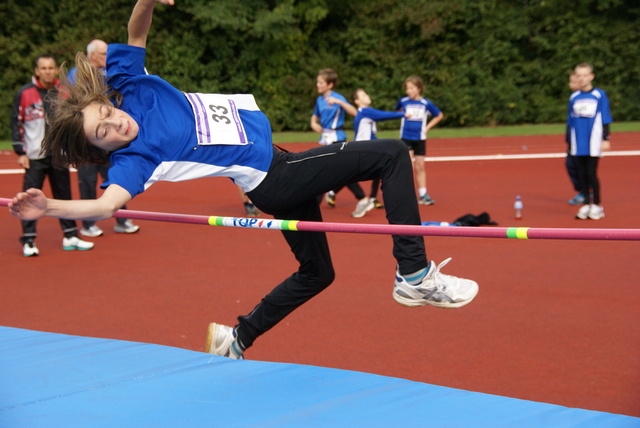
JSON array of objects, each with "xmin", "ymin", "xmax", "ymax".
[{"xmin": 209, "ymin": 104, "xmax": 231, "ymax": 124}]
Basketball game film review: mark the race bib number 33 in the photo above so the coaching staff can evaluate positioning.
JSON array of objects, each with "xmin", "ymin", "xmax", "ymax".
[{"xmin": 185, "ymin": 93, "xmax": 260, "ymax": 145}]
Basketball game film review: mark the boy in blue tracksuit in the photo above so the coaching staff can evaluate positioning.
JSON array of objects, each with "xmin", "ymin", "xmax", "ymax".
[
  {"xmin": 567, "ymin": 62, "xmax": 612, "ymax": 220},
  {"xmin": 352, "ymin": 88, "xmax": 407, "ymax": 211}
]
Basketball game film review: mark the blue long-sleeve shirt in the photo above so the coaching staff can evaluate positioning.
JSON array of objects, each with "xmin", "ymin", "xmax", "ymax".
[{"xmin": 353, "ymin": 107, "xmax": 405, "ymax": 141}]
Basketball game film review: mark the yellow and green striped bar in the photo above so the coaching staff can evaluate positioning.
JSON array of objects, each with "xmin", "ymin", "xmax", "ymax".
[
  {"xmin": 208, "ymin": 216, "xmax": 299, "ymax": 231},
  {"xmin": 506, "ymin": 227, "xmax": 530, "ymax": 239}
]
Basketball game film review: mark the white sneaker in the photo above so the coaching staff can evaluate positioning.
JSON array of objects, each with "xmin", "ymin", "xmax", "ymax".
[
  {"xmin": 23, "ymin": 241, "xmax": 39, "ymax": 257},
  {"xmin": 576, "ymin": 204, "xmax": 591, "ymax": 220},
  {"xmin": 62, "ymin": 236, "xmax": 95, "ymax": 251},
  {"xmin": 114, "ymin": 219, "xmax": 140, "ymax": 234},
  {"xmin": 205, "ymin": 323, "xmax": 244, "ymax": 359},
  {"xmin": 80, "ymin": 225, "xmax": 103, "ymax": 237},
  {"xmin": 351, "ymin": 198, "xmax": 375, "ymax": 218},
  {"xmin": 393, "ymin": 258, "xmax": 479, "ymax": 308},
  {"xmin": 588, "ymin": 204, "xmax": 605, "ymax": 220}
]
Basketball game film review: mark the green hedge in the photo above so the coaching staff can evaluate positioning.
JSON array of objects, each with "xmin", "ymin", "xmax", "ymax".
[{"xmin": 1, "ymin": 0, "xmax": 638, "ymax": 140}]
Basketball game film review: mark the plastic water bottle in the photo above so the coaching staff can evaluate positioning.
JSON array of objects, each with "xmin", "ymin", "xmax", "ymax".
[{"xmin": 514, "ymin": 195, "xmax": 523, "ymax": 220}]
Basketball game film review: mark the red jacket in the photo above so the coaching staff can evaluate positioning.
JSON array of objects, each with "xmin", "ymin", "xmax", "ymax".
[{"xmin": 10, "ymin": 76, "xmax": 60, "ymax": 159}]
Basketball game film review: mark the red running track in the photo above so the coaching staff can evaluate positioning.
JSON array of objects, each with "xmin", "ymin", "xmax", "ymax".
[{"xmin": 1, "ymin": 133, "xmax": 639, "ymax": 416}]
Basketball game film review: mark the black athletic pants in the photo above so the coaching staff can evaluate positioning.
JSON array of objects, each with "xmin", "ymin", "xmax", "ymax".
[
  {"xmin": 20, "ymin": 157, "xmax": 77, "ymax": 243},
  {"xmin": 565, "ymin": 154, "xmax": 581, "ymax": 193},
  {"xmin": 240, "ymin": 139, "xmax": 427, "ymax": 348},
  {"xmin": 574, "ymin": 156, "xmax": 600, "ymax": 205}
]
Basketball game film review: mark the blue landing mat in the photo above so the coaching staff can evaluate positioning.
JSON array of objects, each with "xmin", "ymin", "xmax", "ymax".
[{"xmin": 1, "ymin": 326, "xmax": 637, "ymax": 427}]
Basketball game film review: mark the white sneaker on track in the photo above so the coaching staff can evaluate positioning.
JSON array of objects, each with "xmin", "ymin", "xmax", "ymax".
[{"xmin": 393, "ymin": 258, "xmax": 479, "ymax": 309}]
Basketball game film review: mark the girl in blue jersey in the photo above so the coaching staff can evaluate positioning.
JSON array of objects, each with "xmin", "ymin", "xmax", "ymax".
[
  {"xmin": 8, "ymin": 0, "xmax": 478, "ymax": 360},
  {"xmin": 567, "ymin": 63, "xmax": 612, "ymax": 220},
  {"xmin": 396, "ymin": 76, "xmax": 443, "ymax": 205},
  {"xmin": 352, "ymin": 88, "xmax": 407, "ymax": 211}
]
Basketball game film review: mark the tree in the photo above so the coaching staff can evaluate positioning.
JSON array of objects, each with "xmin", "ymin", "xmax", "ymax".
[{"xmin": 1, "ymin": 0, "xmax": 637, "ymax": 140}]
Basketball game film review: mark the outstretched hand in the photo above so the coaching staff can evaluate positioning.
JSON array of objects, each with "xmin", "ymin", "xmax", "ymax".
[{"xmin": 8, "ymin": 188, "xmax": 47, "ymax": 221}]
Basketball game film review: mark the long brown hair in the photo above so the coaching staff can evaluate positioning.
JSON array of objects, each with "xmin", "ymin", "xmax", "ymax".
[{"xmin": 42, "ymin": 52, "xmax": 121, "ymax": 168}]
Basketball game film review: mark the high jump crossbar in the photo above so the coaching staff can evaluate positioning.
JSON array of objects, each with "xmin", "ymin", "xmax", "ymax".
[{"xmin": 2, "ymin": 198, "xmax": 637, "ymax": 241}]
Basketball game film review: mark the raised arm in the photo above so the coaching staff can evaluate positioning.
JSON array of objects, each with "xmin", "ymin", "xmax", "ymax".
[
  {"xmin": 9, "ymin": 184, "xmax": 133, "ymax": 222},
  {"xmin": 127, "ymin": 0, "xmax": 175, "ymax": 48},
  {"xmin": 326, "ymin": 97, "xmax": 358, "ymax": 117}
]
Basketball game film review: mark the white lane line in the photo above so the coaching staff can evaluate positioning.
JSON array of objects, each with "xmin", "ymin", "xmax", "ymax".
[
  {"xmin": 0, "ymin": 167, "xmax": 78, "ymax": 175},
  {"xmin": 425, "ymin": 150, "xmax": 640, "ymax": 162},
  {"xmin": 0, "ymin": 151, "xmax": 638, "ymax": 175}
]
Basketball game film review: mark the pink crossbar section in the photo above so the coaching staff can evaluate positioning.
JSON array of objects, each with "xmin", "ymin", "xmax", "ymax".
[{"xmin": 1, "ymin": 198, "xmax": 639, "ymax": 241}]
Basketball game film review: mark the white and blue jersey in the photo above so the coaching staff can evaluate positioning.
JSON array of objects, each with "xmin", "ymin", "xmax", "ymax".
[
  {"xmin": 395, "ymin": 97, "xmax": 441, "ymax": 141},
  {"xmin": 313, "ymin": 91, "xmax": 349, "ymax": 145},
  {"xmin": 567, "ymin": 88, "xmax": 612, "ymax": 157},
  {"xmin": 101, "ymin": 44, "xmax": 273, "ymax": 197},
  {"xmin": 353, "ymin": 107, "xmax": 405, "ymax": 141}
]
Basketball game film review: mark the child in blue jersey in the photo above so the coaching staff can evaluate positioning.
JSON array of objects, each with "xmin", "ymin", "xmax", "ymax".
[
  {"xmin": 352, "ymin": 88, "xmax": 408, "ymax": 211},
  {"xmin": 311, "ymin": 68, "xmax": 357, "ymax": 145},
  {"xmin": 310, "ymin": 68, "xmax": 372, "ymax": 216},
  {"xmin": 565, "ymin": 71, "xmax": 586, "ymax": 206},
  {"xmin": 567, "ymin": 63, "xmax": 612, "ymax": 220},
  {"xmin": 396, "ymin": 75, "xmax": 443, "ymax": 206},
  {"xmin": 8, "ymin": 0, "xmax": 479, "ymax": 360}
]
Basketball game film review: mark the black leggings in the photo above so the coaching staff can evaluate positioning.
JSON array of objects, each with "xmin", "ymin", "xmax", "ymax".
[
  {"xmin": 574, "ymin": 156, "xmax": 600, "ymax": 205},
  {"xmin": 20, "ymin": 157, "xmax": 77, "ymax": 242},
  {"xmin": 240, "ymin": 139, "xmax": 427, "ymax": 348},
  {"xmin": 565, "ymin": 154, "xmax": 581, "ymax": 193}
]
